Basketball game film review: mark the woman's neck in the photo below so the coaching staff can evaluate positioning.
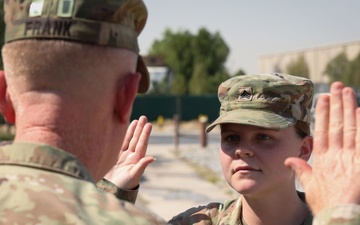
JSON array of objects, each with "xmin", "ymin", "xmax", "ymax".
[{"xmin": 241, "ymin": 189, "xmax": 309, "ymax": 225}]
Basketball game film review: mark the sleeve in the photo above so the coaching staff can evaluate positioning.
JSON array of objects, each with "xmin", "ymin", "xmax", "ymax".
[
  {"xmin": 96, "ymin": 178, "xmax": 139, "ymax": 204},
  {"xmin": 312, "ymin": 204, "xmax": 360, "ymax": 225}
]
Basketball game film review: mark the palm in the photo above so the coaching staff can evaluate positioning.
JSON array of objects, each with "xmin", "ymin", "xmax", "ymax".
[{"xmin": 104, "ymin": 116, "xmax": 154, "ymax": 190}]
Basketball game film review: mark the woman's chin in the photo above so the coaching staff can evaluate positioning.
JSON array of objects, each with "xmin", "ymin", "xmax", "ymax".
[{"xmin": 231, "ymin": 180, "xmax": 259, "ymax": 195}]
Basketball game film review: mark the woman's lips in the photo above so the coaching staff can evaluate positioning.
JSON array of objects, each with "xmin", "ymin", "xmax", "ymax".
[{"xmin": 233, "ymin": 165, "xmax": 260, "ymax": 174}]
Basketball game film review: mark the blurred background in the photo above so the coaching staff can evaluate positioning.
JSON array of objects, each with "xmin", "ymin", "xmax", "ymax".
[
  {"xmin": 132, "ymin": 1, "xmax": 360, "ymax": 124},
  {"xmin": 0, "ymin": 1, "xmax": 360, "ymax": 131},
  {"xmin": 132, "ymin": 3, "xmax": 360, "ymax": 217},
  {"xmin": 141, "ymin": 1, "xmax": 360, "ymax": 79}
]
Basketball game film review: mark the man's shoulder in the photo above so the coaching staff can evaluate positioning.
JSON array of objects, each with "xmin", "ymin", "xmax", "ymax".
[
  {"xmin": 0, "ymin": 142, "xmax": 167, "ymax": 224},
  {"xmin": 0, "ymin": 165, "xmax": 166, "ymax": 224}
]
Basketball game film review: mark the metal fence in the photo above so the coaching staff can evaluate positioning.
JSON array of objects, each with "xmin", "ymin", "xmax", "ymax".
[{"xmin": 131, "ymin": 95, "xmax": 220, "ymax": 122}]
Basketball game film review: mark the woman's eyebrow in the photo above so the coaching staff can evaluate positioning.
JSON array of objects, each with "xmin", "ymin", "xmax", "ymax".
[{"xmin": 256, "ymin": 128, "xmax": 281, "ymax": 132}]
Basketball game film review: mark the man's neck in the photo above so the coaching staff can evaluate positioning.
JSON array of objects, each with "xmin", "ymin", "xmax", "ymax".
[{"xmin": 13, "ymin": 101, "xmax": 107, "ymax": 181}]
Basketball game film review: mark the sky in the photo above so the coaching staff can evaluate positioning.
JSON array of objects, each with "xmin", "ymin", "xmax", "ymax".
[{"xmin": 138, "ymin": 1, "xmax": 360, "ymax": 74}]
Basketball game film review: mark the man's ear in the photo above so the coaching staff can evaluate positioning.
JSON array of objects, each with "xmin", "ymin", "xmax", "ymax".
[
  {"xmin": 0, "ymin": 71, "xmax": 15, "ymax": 124},
  {"xmin": 115, "ymin": 73, "xmax": 141, "ymax": 123},
  {"xmin": 298, "ymin": 135, "xmax": 313, "ymax": 161}
]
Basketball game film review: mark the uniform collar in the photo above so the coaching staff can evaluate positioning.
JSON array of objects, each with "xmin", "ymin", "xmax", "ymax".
[{"xmin": 0, "ymin": 141, "xmax": 93, "ymax": 182}]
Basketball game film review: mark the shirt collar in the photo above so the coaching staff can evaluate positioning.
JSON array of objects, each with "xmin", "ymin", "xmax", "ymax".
[{"xmin": 0, "ymin": 141, "xmax": 93, "ymax": 182}]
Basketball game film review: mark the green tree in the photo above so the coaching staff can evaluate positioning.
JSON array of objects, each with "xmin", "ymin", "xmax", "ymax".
[
  {"xmin": 189, "ymin": 63, "xmax": 208, "ymax": 95},
  {"xmin": 324, "ymin": 52, "xmax": 360, "ymax": 90},
  {"xmin": 286, "ymin": 55, "xmax": 309, "ymax": 78},
  {"xmin": 345, "ymin": 53, "xmax": 360, "ymax": 90},
  {"xmin": 192, "ymin": 28, "xmax": 229, "ymax": 75},
  {"xmin": 171, "ymin": 74, "xmax": 187, "ymax": 95},
  {"xmin": 233, "ymin": 69, "xmax": 246, "ymax": 76},
  {"xmin": 208, "ymin": 71, "xmax": 230, "ymax": 93},
  {"xmin": 150, "ymin": 29, "xmax": 194, "ymax": 94},
  {"xmin": 324, "ymin": 52, "xmax": 349, "ymax": 83},
  {"xmin": 149, "ymin": 27, "xmax": 230, "ymax": 95},
  {"xmin": 149, "ymin": 79, "xmax": 168, "ymax": 95}
]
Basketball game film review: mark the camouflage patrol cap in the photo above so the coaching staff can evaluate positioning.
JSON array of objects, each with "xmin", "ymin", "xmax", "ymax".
[
  {"xmin": 3, "ymin": 0, "xmax": 150, "ymax": 93},
  {"xmin": 206, "ymin": 73, "xmax": 314, "ymax": 133}
]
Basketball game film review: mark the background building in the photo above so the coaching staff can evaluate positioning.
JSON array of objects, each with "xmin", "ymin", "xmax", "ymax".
[
  {"xmin": 259, "ymin": 40, "xmax": 360, "ymax": 93},
  {"xmin": 143, "ymin": 55, "xmax": 172, "ymax": 93}
]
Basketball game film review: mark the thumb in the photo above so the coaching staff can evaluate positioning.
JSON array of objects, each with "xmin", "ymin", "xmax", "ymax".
[{"xmin": 284, "ymin": 157, "xmax": 313, "ymax": 188}]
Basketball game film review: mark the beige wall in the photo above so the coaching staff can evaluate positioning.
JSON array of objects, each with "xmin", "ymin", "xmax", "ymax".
[{"xmin": 259, "ymin": 40, "xmax": 360, "ymax": 86}]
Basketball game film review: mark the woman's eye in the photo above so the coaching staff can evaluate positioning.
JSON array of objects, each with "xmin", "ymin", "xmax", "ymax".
[
  {"xmin": 257, "ymin": 134, "xmax": 271, "ymax": 140},
  {"xmin": 226, "ymin": 135, "xmax": 239, "ymax": 142}
]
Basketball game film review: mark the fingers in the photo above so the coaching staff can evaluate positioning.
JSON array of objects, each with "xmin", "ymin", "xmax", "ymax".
[
  {"xmin": 127, "ymin": 116, "xmax": 148, "ymax": 152},
  {"xmin": 121, "ymin": 119, "xmax": 139, "ymax": 151},
  {"xmin": 314, "ymin": 82, "xmax": 355, "ymax": 154},
  {"xmin": 343, "ymin": 87, "xmax": 358, "ymax": 150},
  {"xmin": 136, "ymin": 123, "xmax": 152, "ymax": 158},
  {"xmin": 328, "ymin": 82, "xmax": 344, "ymax": 150},
  {"xmin": 313, "ymin": 94, "xmax": 330, "ymax": 154},
  {"xmin": 284, "ymin": 157, "xmax": 313, "ymax": 187}
]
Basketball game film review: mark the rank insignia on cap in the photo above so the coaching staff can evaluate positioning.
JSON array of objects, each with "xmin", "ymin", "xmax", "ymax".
[{"xmin": 238, "ymin": 87, "xmax": 253, "ymax": 101}]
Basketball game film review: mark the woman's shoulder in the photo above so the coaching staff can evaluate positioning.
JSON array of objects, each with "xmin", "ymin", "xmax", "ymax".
[{"xmin": 168, "ymin": 198, "xmax": 239, "ymax": 225}]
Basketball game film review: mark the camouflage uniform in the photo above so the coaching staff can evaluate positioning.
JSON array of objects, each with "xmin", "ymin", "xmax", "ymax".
[
  {"xmin": 168, "ymin": 198, "xmax": 360, "ymax": 225},
  {"xmin": 97, "ymin": 178, "xmax": 138, "ymax": 204},
  {"xmin": 168, "ymin": 192, "xmax": 312, "ymax": 225},
  {"xmin": 169, "ymin": 198, "xmax": 360, "ymax": 225},
  {"xmin": 0, "ymin": 142, "xmax": 166, "ymax": 224},
  {"xmin": 102, "ymin": 182, "xmax": 360, "ymax": 225}
]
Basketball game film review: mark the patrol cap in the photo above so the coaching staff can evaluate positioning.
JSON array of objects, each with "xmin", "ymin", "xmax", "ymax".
[
  {"xmin": 206, "ymin": 73, "xmax": 314, "ymax": 133},
  {"xmin": 3, "ymin": 0, "xmax": 150, "ymax": 93}
]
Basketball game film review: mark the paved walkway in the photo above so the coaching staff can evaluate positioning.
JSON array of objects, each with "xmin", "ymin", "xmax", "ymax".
[{"xmin": 136, "ymin": 132, "xmax": 237, "ymax": 221}]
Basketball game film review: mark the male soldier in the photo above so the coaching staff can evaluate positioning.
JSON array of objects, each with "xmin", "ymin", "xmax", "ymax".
[{"xmin": 0, "ymin": 0, "xmax": 166, "ymax": 224}]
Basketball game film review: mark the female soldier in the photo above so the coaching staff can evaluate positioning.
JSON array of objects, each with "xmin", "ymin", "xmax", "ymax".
[{"xmin": 168, "ymin": 73, "xmax": 314, "ymax": 225}]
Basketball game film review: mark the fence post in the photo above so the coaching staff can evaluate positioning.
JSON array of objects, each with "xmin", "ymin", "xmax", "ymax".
[
  {"xmin": 199, "ymin": 115, "xmax": 208, "ymax": 148},
  {"xmin": 173, "ymin": 114, "xmax": 180, "ymax": 149}
]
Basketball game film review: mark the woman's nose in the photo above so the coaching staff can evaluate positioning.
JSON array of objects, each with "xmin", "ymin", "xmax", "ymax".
[{"xmin": 235, "ymin": 146, "xmax": 254, "ymax": 159}]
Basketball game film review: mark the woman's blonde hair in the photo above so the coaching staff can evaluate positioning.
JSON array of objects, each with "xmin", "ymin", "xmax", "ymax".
[{"xmin": 294, "ymin": 120, "xmax": 310, "ymax": 138}]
